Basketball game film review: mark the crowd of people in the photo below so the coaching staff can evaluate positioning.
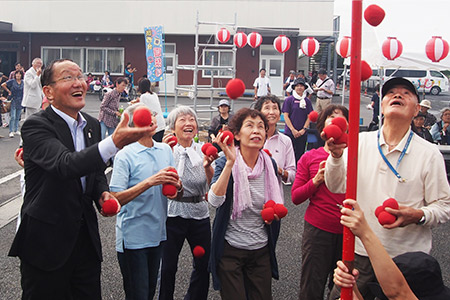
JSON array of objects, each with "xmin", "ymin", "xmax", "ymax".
[{"xmin": 3, "ymin": 57, "xmax": 450, "ymax": 300}]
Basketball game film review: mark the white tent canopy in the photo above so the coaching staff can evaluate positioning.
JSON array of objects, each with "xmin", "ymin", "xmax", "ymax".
[{"xmin": 336, "ymin": 0, "xmax": 450, "ymax": 70}]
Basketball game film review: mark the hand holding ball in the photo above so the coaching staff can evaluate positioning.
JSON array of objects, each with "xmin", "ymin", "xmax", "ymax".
[
  {"xmin": 331, "ymin": 117, "xmax": 348, "ymax": 133},
  {"xmin": 375, "ymin": 198, "xmax": 399, "ymax": 225},
  {"xmin": 323, "ymin": 124, "xmax": 343, "ymax": 140},
  {"xmin": 167, "ymin": 135, "xmax": 178, "ymax": 148},
  {"xmin": 202, "ymin": 143, "xmax": 218, "ymax": 159},
  {"xmin": 261, "ymin": 207, "xmax": 275, "ymax": 223},
  {"xmin": 274, "ymin": 203, "xmax": 288, "ymax": 219},
  {"xmin": 103, "ymin": 199, "xmax": 120, "ymax": 215},
  {"xmin": 162, "ymin": 169, "xmax": 178, "ymax": 197},
  {"xmin": 133, "ymin": 107, "xmax": 153, "ymax": 127},
  {"xmin": 220, "ymin": 131, "xmax": 234, "ymax": 145}
]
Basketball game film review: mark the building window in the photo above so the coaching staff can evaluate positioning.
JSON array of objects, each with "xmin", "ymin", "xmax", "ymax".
[
  {"xmin": 202, "ymin": 50, "xmax": 233, "ymax": 78},
  {"xmin": 41, "ymin": 47, "xmax": 124, "ymax": 75}
]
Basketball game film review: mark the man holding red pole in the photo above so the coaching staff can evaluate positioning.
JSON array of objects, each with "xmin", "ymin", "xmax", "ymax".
[{"xmin": 324, "ymin": 77, "xmax": 450, "ymax": 299}]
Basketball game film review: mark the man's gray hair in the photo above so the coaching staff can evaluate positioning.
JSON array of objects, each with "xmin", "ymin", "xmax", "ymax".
[
  {"xmin": 32, "ymin": 57, "xmax": 42, "ymax": 65},
  {"xmin": 167, "ymin": 105, "xmax": 198, "ymax": 130}
]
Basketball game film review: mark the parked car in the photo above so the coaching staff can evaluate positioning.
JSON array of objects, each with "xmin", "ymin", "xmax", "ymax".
[{"xmin": 382, "ymin": 69, "xmax": 449, "ymax": 95}]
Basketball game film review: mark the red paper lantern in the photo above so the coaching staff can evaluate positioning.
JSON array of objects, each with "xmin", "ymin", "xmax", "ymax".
[
  {"xmin": 233, "ymin": 32, "xmax": 247, "ymax": 48},
  {"xmin": 361, "ymin": 60, "xmax": 373, "ymax": 81},
  {"xmin": 425, "ymin": 36, "xmax": 449, "ymax": 62},
  {"xmin": 301, "ymin": 37, "xmax": 320, "ymax": 57},
  {"xmin": 382, "ymin": 37, "xmax": 403, "ymax": 60},
  {"xmin": 336, "ymin": 36, "xmax": 351, "ymax": 58},
  {"xmin": 273, "ymin": 35, "xmax": 291, "ymax": 53},
  {"xmin": 247, "ymin": 32, "xmax": 263, "ymax": 48},
  {"xmin": 216, "ymin": 28, "xmax": 230, "ymax": 43},
  {"xmin": 364, "ymin": 4, "xmax": 385, "ymax": 27}
]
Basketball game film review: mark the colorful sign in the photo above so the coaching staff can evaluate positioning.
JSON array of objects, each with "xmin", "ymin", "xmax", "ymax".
[{"xmin": 144, "ymin": 26, "xmax": 165, "ymax": 82}]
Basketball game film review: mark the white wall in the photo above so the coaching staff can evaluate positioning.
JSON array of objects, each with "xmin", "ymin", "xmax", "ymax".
[{"xmin": 0, "ymin": 0, "xmax": 334, "ymax": 36}]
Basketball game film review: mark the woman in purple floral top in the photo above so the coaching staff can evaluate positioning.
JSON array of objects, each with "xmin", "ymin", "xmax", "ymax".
[{"xmin": 98, "ymin": 77, "xmax": 128, "ymax": 139}]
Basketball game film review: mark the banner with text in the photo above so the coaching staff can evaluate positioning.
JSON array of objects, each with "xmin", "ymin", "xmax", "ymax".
[{"xmin": 144, "ymin": 26, "xmax": 165, "ymax": 82}]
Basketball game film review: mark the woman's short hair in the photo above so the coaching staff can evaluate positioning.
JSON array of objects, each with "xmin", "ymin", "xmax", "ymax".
[
  {"xmin": 440, "ymin": 107, "xmax": 450, "ymax": 119},
  {"xmin": 316, "ymin": 104, "xmax": 349, "ymax": 133},
  {"xmin": 122, "ymin": 103, "xmax": 148, "ymax": 127},
  {"xmin": 115, "ymin": 77, "xmax": 129, "ymax": 86},
  {"xmin": 228, "ymin": 108, "xmax": 268, "ymax": 146},
  {"xmin": 15, "ymin": 70, "xmax": 24, "ymax": 79},
  {"xmin": 167, "ymin": 105, "xmax": 198, "ymax": 130},
  {"xmin": 138, "ymin": 78, "xmax": 152, "ymax": 94},
  {"xmin": 254, "ymin": 95, "xmax": 281, "ymax": 113}
]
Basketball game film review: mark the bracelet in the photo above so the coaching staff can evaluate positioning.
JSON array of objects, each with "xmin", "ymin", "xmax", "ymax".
[{"xmin": 177, "ymin": 185, "xmax": 183, "ymax": 193}]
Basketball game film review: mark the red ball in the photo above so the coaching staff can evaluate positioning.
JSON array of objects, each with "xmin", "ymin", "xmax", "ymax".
[
  {"xmin": 167, "ymin": 135, "xmax": 178, "ymax": 148},
  {"xmin": 331, "ymin": 117, "xmax": 348, "ymax": 133},
  {"xmin": 375, "ymin": 205, "xmax": 385, "ymax": 218},
  {"xmin": 220, "ymin": 131, "xmax": 234, "ymax": 145},
  {"xmin": 205, "ymin": 146, "xmax": 218, "ymax": 158},
  {"xmin": 103, "ymin": 199, "xmax": 119, "ymax": 215},
  {"xmin": 265, "ymin": 200, "xmax": 276, "ymax": 208},
  {"xmin": 17, "ymin": 148, "xmax": 23, "ymax": 159},
  {"xmin": 308, "ymin": 111, "xmax": 319, "ymax": 123},
  {"xmin": 133, "ymin": 107, "xmax": 153, "ymax": 127},
  {"xmin": 193, "ymin": 245, "xmax": 205, "ymax": 258},
  {"xmin": 162, "ymin": 184, "xmax": 177, "ymax": 197},
  {"xmin": 383, "ymin": 198, "xmax": 399, "ymax": 210},
  {"xmin": 262, "ymin": 149, "xmax": 272, "ymax": 157},
  {"xmin": 226, "ymin": 78, "xmax": 246, "ymax": 100},
  {"xmin": 201, "ymin": 143, "xmax": 213, "ymax": 154},
  {"xmin": 361, "ymin": 60, "xmax": 373, "ymax": 82},
  {"xmin": 168, "ymin": 169, "xmax": 178, "ymax": 174},
  {"xmin": 334, "ymin": 132, "xmax": 348, "ymax": 145},
  {"xmin": 364, "ymin": 4, "xmax": 385, "ymax": 27},
  {"xmin": 323, "ymin": 124, "xmax": 343, "ymax": 140},
  {"xmin": 274, "ymin": 203, "xmax": 288, "ymax": 219},
  {"xmin": 261, "ymin": 207, "xmax": 275, "ymax": 222},
  {"xmin": 378, "ymin": 211, "xmax": 397, "ymax": 225}
]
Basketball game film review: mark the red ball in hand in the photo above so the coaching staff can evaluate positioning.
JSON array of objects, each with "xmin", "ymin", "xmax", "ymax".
[
  {"xmin": 220, "ymin": 131, "xmax": 234, "ymax": 145},
  {"xmin": 167, "ymin": 135, "xmax": 178, "ymax": 148},
  {"xmin": 308, "ymin": 111, "xmax": 319, "ymax": 123},
  {"xmin": 261, "ymin": 207, "xmax": 275, "ymax": 223},
  {"xmin": 205, "ymin": 146, "xmax": 218, "ymax": 158},
  {"xmin": 378, "ymin": 211, "xmax": 397, "ymax": 225},
  {"xmin": 361, "ymin": 60, "xmax": 373, "ymax": 82},
  {"xmin": 331, "ymin": 117, "xmax": 348, "ymax": 133},
  {"xmin": 133, "ymin": 107, "xmax": 153, "ymax": 127},
  {"xmin": 383, "ymin": 198, "xmax": 399, "ymax": 210},
  {"xmin": 103, "ymin": 199, "xmax": 119, "ymax": 215},
  {"xmin": 274, "ymin": 203, "xmax": 288, "ymax": 219},
  {"xmin": 375, "ymin": 205, "xmax": 384, "ymax": 218},
  {"xmin": 162, "ymin": 184, "xmax": 177, "ymax": 197},
  {"xmin": 193, "ymin": 245, "xmax": 205, "ymax": 258},
  {"xmin": 364, "ymin": 4, "xmax": 385, "ymax": 27},
  {"xmin": 323, "ymin": 124, "xmax": 343, "ymax": 140},
  {"xmin": 262, "ymin": 149, "xmax": 272, "ymax": 157},
  {"xmin": 265, "ymin": 200, "xmax": 276, "ymax": 208},
  {"xmin": 201, "ymin": 143, "xmax": 213, "ymax": 154},
  {"xmin": 226, "ymin": 78, "xmax": 246, "ymax": 100},
  {"xmin": 334, "ymin": 132, "xmax": 348, "ymax": 145}
]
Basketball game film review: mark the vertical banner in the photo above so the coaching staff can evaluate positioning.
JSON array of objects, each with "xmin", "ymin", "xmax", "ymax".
[{"xmin": 144, "ymin": 26, "xmax": 165, "ymax": 82}]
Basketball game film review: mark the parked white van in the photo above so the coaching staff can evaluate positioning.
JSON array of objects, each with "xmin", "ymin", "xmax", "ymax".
[{"xmin": 382, "ymin": 69, "xmax": 449, "ymax": 95}]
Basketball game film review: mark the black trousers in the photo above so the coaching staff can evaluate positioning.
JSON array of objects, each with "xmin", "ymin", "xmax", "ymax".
[{"xmin": 20, "ymin": 223, "xmax": 101, "ymax": 300}]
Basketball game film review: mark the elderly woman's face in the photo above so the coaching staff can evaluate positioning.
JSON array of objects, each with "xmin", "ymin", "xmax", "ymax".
[
  {"xmin": 174, "ymin": 113, "xmax": 197, "ymax": 141},
  {"xmin": 442, "ymin": 110, "xmax": 450, "ymax": 123},
  {"xmin": 260, "ymin": 101, "xmax": 280, "ymax": 126},
  {"xmin": 235, "ymin": 116, "xmax": 266, "ymax": 149},
  {"xmin": 324, "ymin": 109, "xmax": 346, "ymax": 128}
]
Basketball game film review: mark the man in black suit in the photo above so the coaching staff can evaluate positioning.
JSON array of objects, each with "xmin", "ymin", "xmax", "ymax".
[{"xmin": 9, "ymin": 59, "xmax": 155, "ymax": 300}]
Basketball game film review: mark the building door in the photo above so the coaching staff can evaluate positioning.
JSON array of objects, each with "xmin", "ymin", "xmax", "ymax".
[
  {"xmin": 0, "ymin": 51, "xmax": 18, "ymax": 78},
  {"xmin": 160, "ymin": 43, "xmax": 175, "ymax": 94},
  {"xmin": 260, "ymin": 45, "xmax": 284, "ymax": 97}
]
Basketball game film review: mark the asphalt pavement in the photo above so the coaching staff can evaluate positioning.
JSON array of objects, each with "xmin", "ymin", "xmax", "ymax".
[{"xmin": 0, "ymin": 92, "xmax": 449, "ymax": 300}]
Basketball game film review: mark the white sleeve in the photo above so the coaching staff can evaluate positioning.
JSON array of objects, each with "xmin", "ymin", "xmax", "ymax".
[{"xmin": 324, "ymin": 149, "xmax": 348, "ymax": 194}]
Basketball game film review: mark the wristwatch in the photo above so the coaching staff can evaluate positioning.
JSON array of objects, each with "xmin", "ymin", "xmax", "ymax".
[{"xmin": 417, "ymin": 214, "xmax": 426, "ymax": 225}]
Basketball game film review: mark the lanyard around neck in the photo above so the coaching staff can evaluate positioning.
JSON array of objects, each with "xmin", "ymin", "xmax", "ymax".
[{"xmin": 377, "ymin": 130, "xmax": 413, "ymax": 183}]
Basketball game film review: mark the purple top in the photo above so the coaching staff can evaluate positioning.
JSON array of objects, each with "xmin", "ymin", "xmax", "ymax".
[{"xmin": 281, "ymin": 95, "xmax": 313, "ymax": 136}]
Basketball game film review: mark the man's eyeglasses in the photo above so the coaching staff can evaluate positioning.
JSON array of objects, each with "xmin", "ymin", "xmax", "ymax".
[{"xmin": 50, "ymin": 75, "xmax": 87, "ymax": 85}]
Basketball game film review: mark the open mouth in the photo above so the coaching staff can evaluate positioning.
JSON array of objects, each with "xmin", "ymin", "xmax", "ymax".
[
  {"xmin": 71, "ymin": 91, "xmax": 83, "ymax": 97},
  {"xmin": 390, "ymin": 99, "xmax": 403, "ymax": 106},
  {"xmin": 183, "ymin": 128, "xmax": 194, "ymax": 133},
  {"xmin": 250, "ymin": 136, "xmax": 262, "ymax": 142}
]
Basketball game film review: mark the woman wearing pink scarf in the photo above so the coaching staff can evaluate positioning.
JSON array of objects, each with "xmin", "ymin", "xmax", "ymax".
[{"xmin": 208, "ymin": 108, "xmax": 282, "ymax": 300}]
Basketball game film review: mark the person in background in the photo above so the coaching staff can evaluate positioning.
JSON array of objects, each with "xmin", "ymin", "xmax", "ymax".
[
  {"xmin": 291, "ymin": 104, "xmax": 348, "ymax": 300},
  {"xmin": 412, "ymin": 112, "xmax": 433, "ymax": 143},
  {"xmin": 313, "ymin": 68, "xmax": 335, "ymax": 113},
  {"xmin": 159, "ymin": 106, "xmax": 214, "ymax": 300},
  {"xmin": 253, "ymin": 68, "xmax": 271, "ymax": 100},
  {"xmin": 419, "ymin": 99, "xmax": 436, "ymax": 129},
  {"xmin": 22, "ymin": 57, "xmax": 43, "ymax": 120},
  {"xmin": 98, "ymin": 77, "xmax": 128, "ymax": 139},
  {"xmin": 254, "ymin": 95, "xmax": 296, "ymax": 196},
  {"xmin": 286, "ymin": 72, "xmax": 314, "ymax": 97},
  {"xmin": 9, "ymin": 62, "xmax": 24, "ymax": 80},
  {"xmin": 208, "ymin": 108, "xmax": 282, "ymax": 300},
  {"xmin": 2, "ymin": 70, "xmax": 24, "ymax": 138},
  {"xmin": 86, "ymin": 73, "xmax": 94, "ymax": 91},
  {"xmin": 208, "ymin": 99, "xmax": 234, "ymax": 151},
  {"xmin": 283, "ymin": 70, "xmax": 296, "ymax": 96},
  {"xmin": 430, "ymin": 107, "xmax": 450, "ymax": 144},
  {"xmin": 137, "ymin": 78, "xmax": 166, "ymax": 142},
  {"xmin": 282, "ymin": 78, "xmax": 313, "ymax": 162},
  {"xmin": 125, "ymin": 62, "xmax": 136, "ymax": 88},
  {"xmin": 109, "ymin": 103, "xmax": 181, "ymax": 300},
  {"xmin": 334, "ymin": 199, "xmax": 450, "ymax": 300},
  {"xmin": 367, "ymin": 84, "xmax": 381, "ymax": 131}
]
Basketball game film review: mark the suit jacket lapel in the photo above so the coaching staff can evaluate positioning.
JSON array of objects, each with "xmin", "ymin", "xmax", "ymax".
[{"xmin": 45, "ymin": 106, "xmax": 76, "ymax": 152}]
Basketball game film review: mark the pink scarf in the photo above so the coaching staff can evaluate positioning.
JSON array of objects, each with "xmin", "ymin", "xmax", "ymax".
[{"xmin": 231, "ymin": 147, "xmax": 283, "ymax": 220}]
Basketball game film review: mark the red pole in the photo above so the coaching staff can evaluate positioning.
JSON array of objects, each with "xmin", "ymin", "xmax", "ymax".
[{"xmin": 340, "ymin": 0, "xmax": 362, "ymax": 299}]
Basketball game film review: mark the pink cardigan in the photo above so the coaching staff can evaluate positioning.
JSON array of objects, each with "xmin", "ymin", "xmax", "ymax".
[{"xmin": 291, "ymin": 147, "xmax": 345, "ymax": 234}]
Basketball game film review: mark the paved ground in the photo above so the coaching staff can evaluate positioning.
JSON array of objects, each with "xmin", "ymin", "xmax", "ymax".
[{"xmin": 0, "ymin": 92, "xmax": 449, "ymax": 300}]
